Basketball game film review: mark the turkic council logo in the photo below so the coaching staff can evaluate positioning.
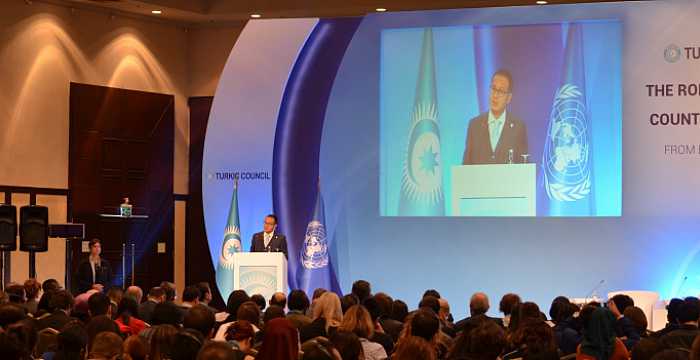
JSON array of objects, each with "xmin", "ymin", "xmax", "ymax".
[{"xmin": 665, "ymin": 44, "xmax": 682, "ymax": 63}]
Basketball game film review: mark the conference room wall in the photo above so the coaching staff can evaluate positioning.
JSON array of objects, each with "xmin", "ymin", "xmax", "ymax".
[{"xmin": 0, "ymin": 1, "xmax": 242, "ymax": 288}]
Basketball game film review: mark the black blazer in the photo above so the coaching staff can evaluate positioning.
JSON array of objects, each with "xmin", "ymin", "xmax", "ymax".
[
  {"xmin": 462, "ymin": 112, "xmax": 529, "ymax": 165},
  {"xmin": 250, "ymin": 232, "xmax": 288, "ymax": 259},
  {"xmin": 76, "ymin": 258, "xmax": 112, "ymax": 294}
]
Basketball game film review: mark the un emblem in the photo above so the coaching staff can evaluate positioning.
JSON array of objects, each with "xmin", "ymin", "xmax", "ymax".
[
  {"xmin": 665, "ymin": 44, "xmax": 682, "ymax": 63},
  {"xmin": 301, "ymin": 220, "xmax": 329, "ymax": 269},
  {"xmin": 544, "ymin": 84, "xmax": 591, "ymax": 202}
]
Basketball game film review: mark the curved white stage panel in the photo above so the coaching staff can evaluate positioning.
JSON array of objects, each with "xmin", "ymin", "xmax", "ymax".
[{"xmin": 203, "ymin": 19, "xmax": 318, "ymax": 297}]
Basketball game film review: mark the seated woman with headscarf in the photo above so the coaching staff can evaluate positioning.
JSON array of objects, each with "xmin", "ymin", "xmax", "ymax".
[{"xmin": 577, "ymin": 306, "xmax": 630, "ymax": 360}]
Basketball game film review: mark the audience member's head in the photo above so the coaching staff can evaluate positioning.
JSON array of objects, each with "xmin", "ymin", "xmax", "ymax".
[
  {"xmin": 0, "ymin": 324, "xmax": 32, "ymax": 360},
  {"xmin": 579, "ymin": 306, "xmax": 617, "ymax": 360},
  {"xmin": 667, "ymin": 298, "xmax": 685, "ymax": 325},
  {"xmin": 351, "ymin": 280, "xmax": 371, "ymax": 303},
  {"xmin": 86, "ymin": 315, "xmax": 120, "ymax": 350},
  {"xmin": 182, "ymin": 286, "xmax": 201, "ymax": 305},
  {"xmin": 341, "ymin": 294, "xmax": 358, "ymax": 314},
  {"xmin": 520, "ymin": 301, "xmax": 543, "ymax": 322},
  {"xmin": 511, "ymin": 319, "xmax": 558, "ymax": 358},
  {"xmin": 330, "ymin": 331, "xmax": 363, "ymax": 360},
  {"xmin": 88, "ymin": 292, "xmax": 111, "ymax": 317},
  {"xmin": 469, "ymin": 292, "xmax": 490, "ymax": 316},
  {"xmin": 225, "ymin": 319, "xmax": 255, "ymax": 349},
  {"xmin": 419, "ymin": 295, "xmax": 441, "ymax": 315},
  {"xmin": 24, "ymin": 279, "xmax": 41, "ymax": 301},
  {"xmin": 423, "ymin": 289, "xmax": 441, "ymax": 299},
  {"xmin": 50, "ymin": 289, "xmax": 74, "ymax": 313},
  {"xmin": 171, "ymin": 329, "xmax": 205, "ymax": 360},
  {"xmin": 116, "ymin": 296, "xmax": 140, "ymax": 324},
  {"xmin": 6, "ymin": 283, "xmax": 26, "ymax": 304},
  {"xmin": 263, "ymin": 305, "xmax": 286, "ymax": 325},
  {"xmin": 237, "ymin": 301, "xmax": 262, "ymax": 326},
  {"xmin": 195, "ymin": 282, "xmax": 212, "ymax": 305},
  {"xmin": 499, "ymin": 293, "xmax": 522, "ymax": 316},
  {"xmin": 256, "ymin": 318, "xmax": 299, "ymax": 360},
  {"xmin": 5, "ymin": 319, "xmax": 37, "ymax": 356},
  {"xmin": 196, "ymin": 341, "xmax": 237, "ymax": 360},
  {"xmin": 301, "ymin": 336, "xmax": 341, "ymax": 360},
  {"xmin": 449, "ymin": 320, "xmax": 505, "ymax": 360},
  {"xmin": 0, "ymin": 303, "xmax": 26, "ymax": 328},
  {"xmin": 374, "ymin": 293, "xmax": 393, "ymax": 319},
  {"xmin": 392, "ymin": 300, "xmax": 409, "ymax": 323},
  {"xmin": 184, "ymin": 304, "xmax": 215, "ymax": 338},
  {"xmin": 107, "ymin": 287, "xmax": 123, "ymax": 305},
  {"xmin": 125, "ymin": 286, "xmax": 143, "ymax": 304},
  {"xmin": 394, "ymin": 335, "xmax": 436, "ymax": 360},
  {"xmin": 55, "ymin": 320, "xmax": 88, "ymax": 360},
  {"xmin": 288, "ymin": 289, "xmax": 310, "ymax": 313},
  {"xmin": 340, "ymin": 305, "xmax": 374, "ymax": 339},
  {"xmin": 624, "ymin": 306, "xmax": 649, "ymax": 333},
  {"xmin": 251, "ymin": 294, "xmax": 267, "ymax": 311},
  {"xmin": 312, "ymin": 288, "xmax": 328, "ymax": 301},
  {"xmin": 313, "ymin": 292, "xmax": 343, "ymax": 330},
  {"xmin": 159, "ymin": 281, "xmax": 176, "ymax": 302},
  {"xmin": 270, "ymin": 292, "xmax": 286, "ymax": 309},
  {"xmin": 362, "ymin": 297, "xmax": 382, "ymax": 323},
  {"xmin": 439, "ymin": 298, "xmax": 451, "ymax": 321},
  {"xmin": 149, "ymin": 325, "xmax": 178, "ymax": 360},
  {"xmin": 226, "ymin": 290, "xmax": 250, "ymax": 320},
  {"xmin": 151, "ymin": 301, "xmax": 182, "ymax": 326},
  {"xmin": 677, "ymin": 300, "xmax": 700, "ymax": 324},
  {"xmin": 42, "ymin": 278, "xmax": 61, "ymax": 293},
  {"xmin": 89, "ymin": 331, "xmax": 123, "ymax": 359},
  {"xmin": 610, "ymin": 294, "xmax": 635, "ymax": 314},
  {"xmin": 122, "ymin": 335, "xmax": 148, "ymax": 360},
  {"xmin": 147, "ymin": 287, "xmax": 166, "ymax": 303},
  {"xmin": 410, "ymin": 309, "xmax": 440, "ymax": 342}
]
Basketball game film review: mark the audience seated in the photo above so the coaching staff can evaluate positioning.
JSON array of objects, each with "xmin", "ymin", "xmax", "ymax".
[
  {"xmin": 9, "ymin": 277, "xmax": 700, "ymax": 360},
  {"xmin": 577, "ymin": 306, "xmax": 630, "ymax": 360},
  {"xmin": 250, "ymin": 294, "xmax": 266, "ymax": 311},
  {"xmin": 660, "ymin": 300, "xmax": 700, "ymax": 351},
  {"xmin": 287, "ymin": 289, "xmax": 312, "ymax": 329},
  {"xmin": 340, "ymin": 304, "xmax": 388, "ymax": 360}
]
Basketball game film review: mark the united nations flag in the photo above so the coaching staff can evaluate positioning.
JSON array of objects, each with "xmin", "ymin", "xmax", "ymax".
[
  {"xmin": 297, "ymin": 185, "xmax": 340, "ymax": 294},
  {"xmin": 398, "ymin": 28, "xmax": 445, "ymax": 216},
  {"xmin": 542, "ymin": 24, "xmax": 594, "ymax": 216},
  {"xmin": 216, "ymin": 180, "xmax": 242, "ymax": 299}
]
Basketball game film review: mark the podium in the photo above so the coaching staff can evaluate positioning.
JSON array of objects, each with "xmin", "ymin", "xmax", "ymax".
[
  {"xmin": 451, "ymin": 164, "xmax": 536, "ymax": 216},
  {"xmin": 233, "ymin": 253, "xmax": 287, "ymax": 302}
]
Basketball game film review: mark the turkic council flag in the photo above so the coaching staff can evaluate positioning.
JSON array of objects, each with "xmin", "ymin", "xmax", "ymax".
[
  {"xmin": 398, "ymin": 28, "xmax": 445, "ymax": 216},
  {"xmin": 215, "ymin": 180, "xmax": 242, "ymax": 299}
]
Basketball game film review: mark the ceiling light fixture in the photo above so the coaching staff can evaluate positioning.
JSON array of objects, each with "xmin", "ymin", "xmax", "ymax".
[
  {"xmin": 376, "ymin": 8, "xmax": 387, "ymax": 12},
  {"xmin": 536, "ymin": 1, "xmax": 548, "ymax": 4},
  {"xmin": 250, "ymin": 14, "xmax": 262, "ymax": 18},
  {"xmin": 151, "ymin": 10, "xmax": 162, "ymax": 14}
]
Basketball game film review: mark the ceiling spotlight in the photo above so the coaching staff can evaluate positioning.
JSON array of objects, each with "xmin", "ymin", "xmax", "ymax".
[
  {"xmin": 151, "ymin": 10, "xmax": 162, "ymax": 14},
  {"xmin": 250, "ymin": 14, "xmax": 262, "ymax": 18},
  {"xmin": 375, "ymin": 8, "xmax": 387, "ymax": 12},
  {"xmin": 536, "ymin": 0, "xmax": 548, "ymax": 4}
]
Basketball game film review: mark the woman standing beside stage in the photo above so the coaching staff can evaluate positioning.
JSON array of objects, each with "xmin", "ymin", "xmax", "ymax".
[{"xmin": 76, "ymin": 238, "xmax": 112, "ymax": 294}]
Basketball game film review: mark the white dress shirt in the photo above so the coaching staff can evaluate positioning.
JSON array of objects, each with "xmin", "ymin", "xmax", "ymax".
[{"xmin": 488, "ymin": 109, "xmax": 507, "ymax": 152}]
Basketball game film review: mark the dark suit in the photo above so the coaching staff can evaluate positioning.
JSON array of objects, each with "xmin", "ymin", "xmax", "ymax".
[
  {"xmin": 454, "ymin": 314, "xmax": 504, "ymax": 334},
  {"xmin": 138, "ymin": 300, "xmax": 158, "ymax": 324},
  {"xmin": 463, "ymin": 112, "xmax": 528, "ymax": 165},
  {"xmin": 37, "ymin": 310, "xmax": 74, "ymax": 331},
  {"xmin": 76, "ymin": 258, "xmax": 112, "ymax": 294},
  {"xmin": 250, "ymin": 232, "xmax": 288, "ymax": 259}
]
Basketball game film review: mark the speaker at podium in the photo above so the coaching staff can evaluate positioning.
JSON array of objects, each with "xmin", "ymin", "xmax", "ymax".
[{"xmin": 451, "ymin": 163, "xmax": 536, "ymax": 216}]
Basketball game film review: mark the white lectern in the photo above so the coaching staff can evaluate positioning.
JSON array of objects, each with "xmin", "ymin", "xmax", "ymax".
[
  {"xmin": 451, "ymin": 164, "xmax": 536, "ymax": 216},
  {"xmin": 233, "ymin": 253, "xmax": 287, "ymax": 302}
]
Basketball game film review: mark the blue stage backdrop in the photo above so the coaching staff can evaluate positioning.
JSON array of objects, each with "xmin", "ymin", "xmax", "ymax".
[{"xmin": 205, "ymin": 0, "xmax": 700, "ymax": 319}]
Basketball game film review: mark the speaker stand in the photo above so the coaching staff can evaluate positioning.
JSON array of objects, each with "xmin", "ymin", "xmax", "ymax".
[{"xmin": 28, "ymin": 251, "xmax": 36, "ymax": 279}]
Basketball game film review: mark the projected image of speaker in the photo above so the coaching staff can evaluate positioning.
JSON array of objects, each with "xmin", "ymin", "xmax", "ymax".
[
  {"xmin": 0, "ymin": 204, "xmax": 17, "ymax": 251},
  {"xmin": 20, "ymin": 205, "xmax": 48, "ymax": 252}
]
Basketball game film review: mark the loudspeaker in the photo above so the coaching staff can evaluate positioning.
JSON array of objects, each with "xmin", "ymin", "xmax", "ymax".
[
  {"xmin": 20, "ymin": 205, "xmax": 48, "ymax": 252},
  {"xmin": 0, "ymin": 204, "xmax": 17, "ymax": 251}
]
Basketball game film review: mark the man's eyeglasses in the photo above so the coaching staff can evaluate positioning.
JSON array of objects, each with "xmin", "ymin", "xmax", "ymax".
[{"xmin": 490, "ymin": 86, "xmax": 511, "ymax": 98}]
